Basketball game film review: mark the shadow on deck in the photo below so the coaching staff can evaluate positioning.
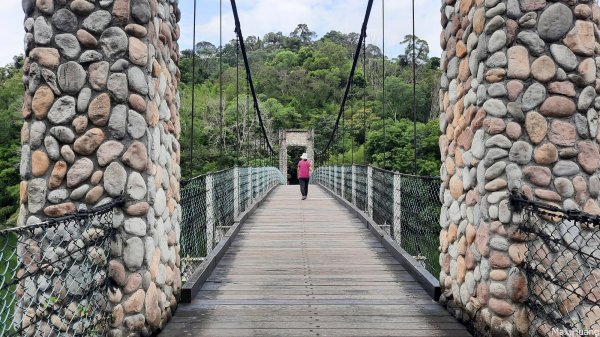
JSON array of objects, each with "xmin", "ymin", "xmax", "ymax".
[{"xmin": 159, "ymin": 185, "xmax": 471, "ymax": 337}]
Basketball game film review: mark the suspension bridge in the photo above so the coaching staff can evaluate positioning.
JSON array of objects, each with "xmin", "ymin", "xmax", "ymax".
[
  {"xmin": 161, "ymin": 185, "xmax": 468, "ymax": 337},
  {"xmin": 156, "ymin": 1, "xmax": 469, "ymax": 334},
  {"xmin": 4, "ymin": 0, "xmax": 600, "ymax": 336}
]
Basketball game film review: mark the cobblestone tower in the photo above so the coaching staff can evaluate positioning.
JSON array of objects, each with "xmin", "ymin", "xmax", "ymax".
[{"xmin": 20, "ymin": 0, "xmax": 183, "ymax": 334}]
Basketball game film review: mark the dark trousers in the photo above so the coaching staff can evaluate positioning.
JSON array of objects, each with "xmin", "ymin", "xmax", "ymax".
[{"xmin": 299, "ymin": 178, "xmax": 309, "ymax": 197}]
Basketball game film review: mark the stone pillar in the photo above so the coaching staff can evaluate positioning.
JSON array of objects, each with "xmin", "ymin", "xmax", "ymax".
[
  {"xmin": 307, "ymin": 129, "xmax": 315, "ymax": 163},
  {"xmin": 20, "ymin": 0, "xmax": 182, "ymax": 335},
  {"xmin": 279, "ymin": 132, "xmax": 287, "ymax": 180},
  {"xmin": 440, "ymin": 0, "xmax": 600, "ymax": 335}
]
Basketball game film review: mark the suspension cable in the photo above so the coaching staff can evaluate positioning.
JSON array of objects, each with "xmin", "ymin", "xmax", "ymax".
[
  {"xmin": 219, "ymin": 0, "xmax": 224, "ymax": 160},
  {"xmin": 382, "ymin": 0, "xmax": 387, "ymax": 168},
  {"xmin": 230, "ymin": 0, "xmax": 275, "ymax": 155},
  {"xmin": 189, "ymin": 0, "xmax": 197, "ymax": 177},
  {"xmin": 412, "ymin": 0, "xmax": 418, "ymax": 174},
  {"xmin": 316, "ymin": 0, "xmax": 375, "ymax": 157},
  {"xmin": 363, "ymin": 39, "xmax": 367, "ymax": 166},
  {"xmin": 335, "ymin": 127, "xmax": 339, "ymax": 166},
  {"xmin": 342, "ymin": 92, "xmax": 346, "ymax": 165},
  {"xmin": 351, "ymin": 86, "xmax": 354, "ymax": 164},
  {"xmin": 245, "ymin": 79, "xmax": 250, "ymax": 166},
  {"xmin": 236, "ymin": 36, "xmax": 240, "ymax": 164}
]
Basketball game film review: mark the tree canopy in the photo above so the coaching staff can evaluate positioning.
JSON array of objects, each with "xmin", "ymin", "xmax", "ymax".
[{"xmin": 178, "ymin": 25, "xmax": 442, "ymax": 178}]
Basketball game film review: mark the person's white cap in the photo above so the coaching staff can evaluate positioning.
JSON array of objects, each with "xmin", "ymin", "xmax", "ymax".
[{"xmin": 301, "ymin": 153, "xmax": 308, "ymax": 160}]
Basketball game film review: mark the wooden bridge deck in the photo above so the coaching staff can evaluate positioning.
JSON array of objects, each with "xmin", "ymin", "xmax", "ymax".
[{"xmin": 160, "ymin": 185, "xmax": 470, "ymax": 337}]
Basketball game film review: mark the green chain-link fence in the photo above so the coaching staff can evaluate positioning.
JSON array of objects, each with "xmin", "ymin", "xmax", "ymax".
[
  {"xmin": 0, "ymin": 199, "xmax": 121, "ymax": 336},
  {"xmin": 315, "ymin": 165, "xmax": 441, "ymax": 277},
  {"xmin": 179, "ymin": 167, "xmax": 284, "ymax": 282}
]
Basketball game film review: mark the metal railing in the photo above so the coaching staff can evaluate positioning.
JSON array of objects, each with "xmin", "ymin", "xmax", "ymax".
[
  {"xmin": 511, "ymin": 192, "xmax": 600, "ymax": 337},
  {"xmin": 179, "ymin": 166, "xmax": 284, "ymax": 281},
  {"xmin": 315, "ymin": 165, "xmax": 441, "ymax": 277},
  {"xmin": 0, "ymin": 199, "xmax": 122, "ymax": 337}
]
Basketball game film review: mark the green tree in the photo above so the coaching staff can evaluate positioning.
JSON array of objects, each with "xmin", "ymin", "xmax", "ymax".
[
  {"xmin": 0, "ymin": 61, "xmax": 24, "ymax": 226},
  {"xmin": 399, "ymin": 34, "xmax": 430, "ymax": 65},
  {"xmin": 175, "ymin": 28, "xmax": 442, "ymax": 179}
]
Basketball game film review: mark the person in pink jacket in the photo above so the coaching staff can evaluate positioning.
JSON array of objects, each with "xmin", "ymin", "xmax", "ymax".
[{"xmin": 297, "ymin": 153, "xmax": 312, "ymax": 200}]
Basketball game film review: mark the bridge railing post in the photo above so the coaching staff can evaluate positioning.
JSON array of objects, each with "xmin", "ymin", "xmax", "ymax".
[
  {"xmin": 334, "ymin": 166, "xmax": 338, "ymax": 194},
  {"xmin": 206, "ymin": 174, "xmax": 215, "ymax": 253},
  {"xmin": 367, "ymin": 166, "xmax": 373, "ymax": 217},
  {"xmin": 352, "ymin": 165, "xmax": 356, "ymax": 206},
  {"xmin": 332, "ymin": 166, "xmax": 335, "ymax": 192},
  {"xmin": 393, "ymin": 173, "xmax": 402, "ymax": 245},
  {"xmin": 234, "ymin": 167, "xmax": 240, "ymax": 218},
  {"xmin": 341, "ymin": 165, "xmax": 345, "ymax": 199},
  {"xmin": 248, "ymin": 167, "xmax": 253, "ymax": 207}
]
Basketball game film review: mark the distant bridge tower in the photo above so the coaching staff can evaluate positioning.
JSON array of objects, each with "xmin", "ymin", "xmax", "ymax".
[{"xmin": 279, "ymin": 129, "xmax": 314, "ymax": 182}]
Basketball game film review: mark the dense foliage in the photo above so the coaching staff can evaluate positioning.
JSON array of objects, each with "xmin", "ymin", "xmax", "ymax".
[
  {"xmin": 0, "ymin": 57, "xmax": 24, "ymax": 227},
  {"xmin": 178, "ymin": 26, "xmax": 442, "ymax": 178},
  {"xmin": 0, "ymin": 26, "xmax": 443, "ymax": 226}
]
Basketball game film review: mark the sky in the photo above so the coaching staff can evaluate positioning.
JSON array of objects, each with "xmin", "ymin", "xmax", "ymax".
[{"xmin": 0, "ymin": 0, "xmax": 442, "ymax": 67}]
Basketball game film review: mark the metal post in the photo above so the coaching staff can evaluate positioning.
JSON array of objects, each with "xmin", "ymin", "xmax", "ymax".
[
  {"xmin": 367, "ymin": 166, "xmax": 373, "ymax": 216},
  {"xmin": 341, "ymin": 165, "xmax": 345, "ymax": 199},
  {"xmin": 333, "ymin": 166, "xmax": 337, "ymax": 194},
  {"xmin": 393, "ymin": 173, "xmax": 402, "ymax": 243},
  {"xmin": 258, "ymin": 167, "xmax": 265, "ymax": 197},
  {"xmin": 329, "ymin": 166, "xmax": 333, "ymax": 189},
  {"xmin": 248, "ymin": 166, "xmax": 253, "ymax": 207},
  {"xmin": 233, "ymin": 167, "xmax": 239, "ymax": 218},
  {"xmin": 352, "ymin": 165, "xmax": 357, "ymax": 206},
  {"xmin": 205, "ymin": 174, "xmax": 215, "ymax": 252}
]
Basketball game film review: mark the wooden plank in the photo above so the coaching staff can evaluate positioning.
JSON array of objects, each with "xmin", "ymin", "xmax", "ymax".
[
  {"xmin": 194, "ymin": 293, "xmax": 438, "ymax": 300},
  {"xmin": 161, "ymin": 321, "xmax": 468, "ymax": 330},
  {"xmin": 199, "ymin": 283, "xmax": 426, "ymax": 291},
  {"xmin": 159, "ymin": 185, "xmax": 470, "ymax": 336},
  {"xmin": 168, "ymin": 314, "xmax": 461, "ymax": 324},
  {"xmin": 160, "ymin": 328, "xmax": 468, "ymax": 337},
  {"xmin": 171, "ymin": 304, "xmax": 456, "ymax": 317}
]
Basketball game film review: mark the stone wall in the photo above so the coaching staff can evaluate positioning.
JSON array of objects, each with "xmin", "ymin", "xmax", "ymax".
[
  {"xmin": 20, "ymin": 0, "xmax": 182, "ymax": 335},
  {"xmin": 439, "ymin": 0, "xmax": 600, "ymax": 335}
]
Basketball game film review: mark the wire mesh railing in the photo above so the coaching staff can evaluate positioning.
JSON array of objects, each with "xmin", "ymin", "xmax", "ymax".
[
  {"xmin": 315, "ymin": 165, "xmax": 441, "ymax": 277},
  {"xmin": 179, "ymin": 166, "xmax": 284, "ymax": 282},
  {"xmin": 0, "ymin": 199, "xmax": 122, "ymax": 337},
  {"xmin": 371, "ymin": 167, "xmax": 394, "ymax": 237},
  {"xmin": 397, "ymin": 173, "xmax": 442, "ymax": 276},
  {"xmin": 511, "ymin": 192, "xmax": 600, "ymax": 337},
  {"xmin": 354, "ymin": 165, "xmax": 368, "ymax": 212},
  {"xmin": 343, "ymin": 166, "xmax": 353, "ymax": 204},
  {"xmin": 334, "ymin": 166, "xmax": 343, "ymax": 195}
]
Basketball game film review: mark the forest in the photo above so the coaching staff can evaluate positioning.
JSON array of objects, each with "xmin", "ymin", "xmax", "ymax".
[{"xmin": 0, "ymin": 24, "xmax": 442, "ymax": 227}]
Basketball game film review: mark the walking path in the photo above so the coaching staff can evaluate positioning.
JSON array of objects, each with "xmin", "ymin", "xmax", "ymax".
[{"xmin": 159, "ymin": 185, "xmax": 470, "ymax": 336}]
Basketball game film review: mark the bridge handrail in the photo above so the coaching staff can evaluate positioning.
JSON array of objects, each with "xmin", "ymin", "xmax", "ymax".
[
  {"xmin": 314, "ymin": 165, "xmax": 441, "ymax": 277},
  {"xmin": 0, "ymin": 198, "xmax": 124, "ymax": 336},
  {"xmin": 181, "ymin": 167, "xmax": 239, "ymax": 186},
  {"xmin": 179, "ymin": 166, "xmax": 284, "ymax": 281},
  {"xmin": 370, "ymin": 165, "xmax": 441, "ymax": 180}
]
